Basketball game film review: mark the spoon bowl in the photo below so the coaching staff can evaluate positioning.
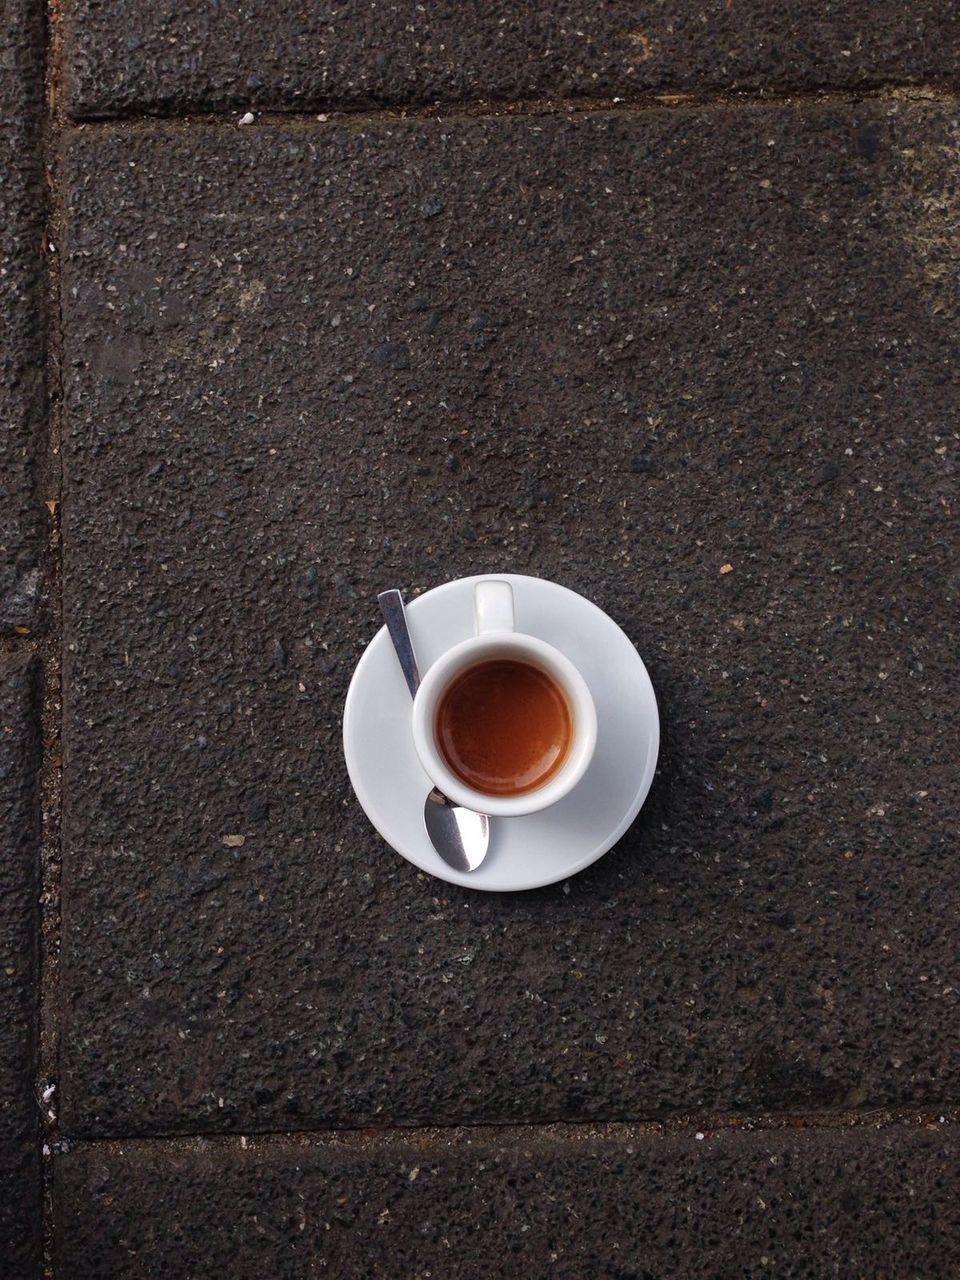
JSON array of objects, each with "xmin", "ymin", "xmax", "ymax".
[{"xmin": 424, "ymin": 787, "xmax": 490, "ymax": 873}]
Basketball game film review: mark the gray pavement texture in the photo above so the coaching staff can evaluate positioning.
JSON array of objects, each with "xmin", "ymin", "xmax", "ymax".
[
  {"xmin": 0, "ymin": 0, "xmax": 46, "ymax": 631},
  {"xmin": 55, "ymin": 1124, "xmax": 960, "ymax": 1278},
  {"xmin": 64, "ymin": 1, "xmax": 960, "ymax": 119},
  {"xmin": 60, "ymin": 103, "xmax": 959, "ymax": 1141},
  {"xmin": 0, "ymin": 1, "xmax": 956, "ymax": 1270},
  {"xmin": 0, "ymin": 1, "xmax": 45, "ymax": 1274},
  {"xmin": 0, "ymin": 654, "xmax": 42, "ymax": 1280}
]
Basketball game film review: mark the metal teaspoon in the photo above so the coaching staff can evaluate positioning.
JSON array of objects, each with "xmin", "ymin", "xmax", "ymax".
[{"xmin": 377, "ymin": 589, "xmax": 490, "ymax": 874}]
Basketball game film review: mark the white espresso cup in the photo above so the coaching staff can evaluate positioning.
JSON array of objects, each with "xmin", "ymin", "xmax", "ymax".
[{"xmin": 411, "ymin": 579, "xmax": 597, "ymax": 817}]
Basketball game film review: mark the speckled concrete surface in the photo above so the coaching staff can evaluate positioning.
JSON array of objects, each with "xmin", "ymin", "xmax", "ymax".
[
  {"xmin": 59, "ymin": 104, "xmax": 959, "ymax": 1139},
  {"xmin": 0, "ymin": 0, "xmax": 46, "ymax": 631},
  {"xmin": 62, "ymin": 1, "xmax": 960, "ymax": 118},
  {"xmin": 0, "ymin": 655, "xmax": 42, "ymax": 1279},
  {"xmin": 55, "ymin": 1122, "xmax": 960, "ymax": 1278},
  {"xmin": 0, "ymin": 1, "xmax": 46, "ymax": 1274},
  {"xmin": 0, "ymin": 5, "xmax": 955, "ymax": 1270}
]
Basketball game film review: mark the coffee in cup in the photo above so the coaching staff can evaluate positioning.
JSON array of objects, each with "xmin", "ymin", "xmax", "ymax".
[{"xmin": 435, "ymin": 657, "xmax": 573, "ymax": 797}]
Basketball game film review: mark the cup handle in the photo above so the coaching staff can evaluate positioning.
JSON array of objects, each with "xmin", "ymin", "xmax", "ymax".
[{"xmin": 474, "ymin": 579, "xmax": 515, "ymax": 635}]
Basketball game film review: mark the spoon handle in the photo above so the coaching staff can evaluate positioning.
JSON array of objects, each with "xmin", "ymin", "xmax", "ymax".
[{"xmin": 377, "ymin": 589, "xmax": 422, "ymax": 700}]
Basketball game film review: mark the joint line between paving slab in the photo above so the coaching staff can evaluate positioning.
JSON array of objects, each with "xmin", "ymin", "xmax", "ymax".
[
  {"xmin": 57, "ymin": 1105, "xmax": 958, "ymax": 1154},
  {"xmin": 38, "ymin": 0, "xmax": 68, "ymax": 1271},
  {"xmin": 63, "ymin": 81, "xmax": 960, "ymax": 129}
]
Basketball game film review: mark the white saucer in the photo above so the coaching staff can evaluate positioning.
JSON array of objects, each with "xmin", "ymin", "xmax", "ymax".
[{"xmin": 342, "ymin": 574, "xmax": 659, "ymax": 892}]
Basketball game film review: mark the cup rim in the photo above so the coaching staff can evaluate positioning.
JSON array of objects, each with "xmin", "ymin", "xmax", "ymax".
[{"xmin": 411, "ymin": 632, "xmax": 597, "ymax": 817}]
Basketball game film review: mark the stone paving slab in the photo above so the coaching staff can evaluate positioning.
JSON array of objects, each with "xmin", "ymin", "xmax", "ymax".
[
  {"xmin": 61, "ymin": 102, "xmax": 959, "ymax": 1138},
  {"xmin": 55, "ymin": 1123, "xmax": 959, "ymax": 1278},
  {"xmin": 1, "ymin": 0, "xmax": 46, "ymax": 631},
  {"xmin": 63, "ymin": 1, "xmax": 960, "ymax": 119},
  {"xmin": 0, "ymin": 654, "xmax": 42, "ymax": 1279}
]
